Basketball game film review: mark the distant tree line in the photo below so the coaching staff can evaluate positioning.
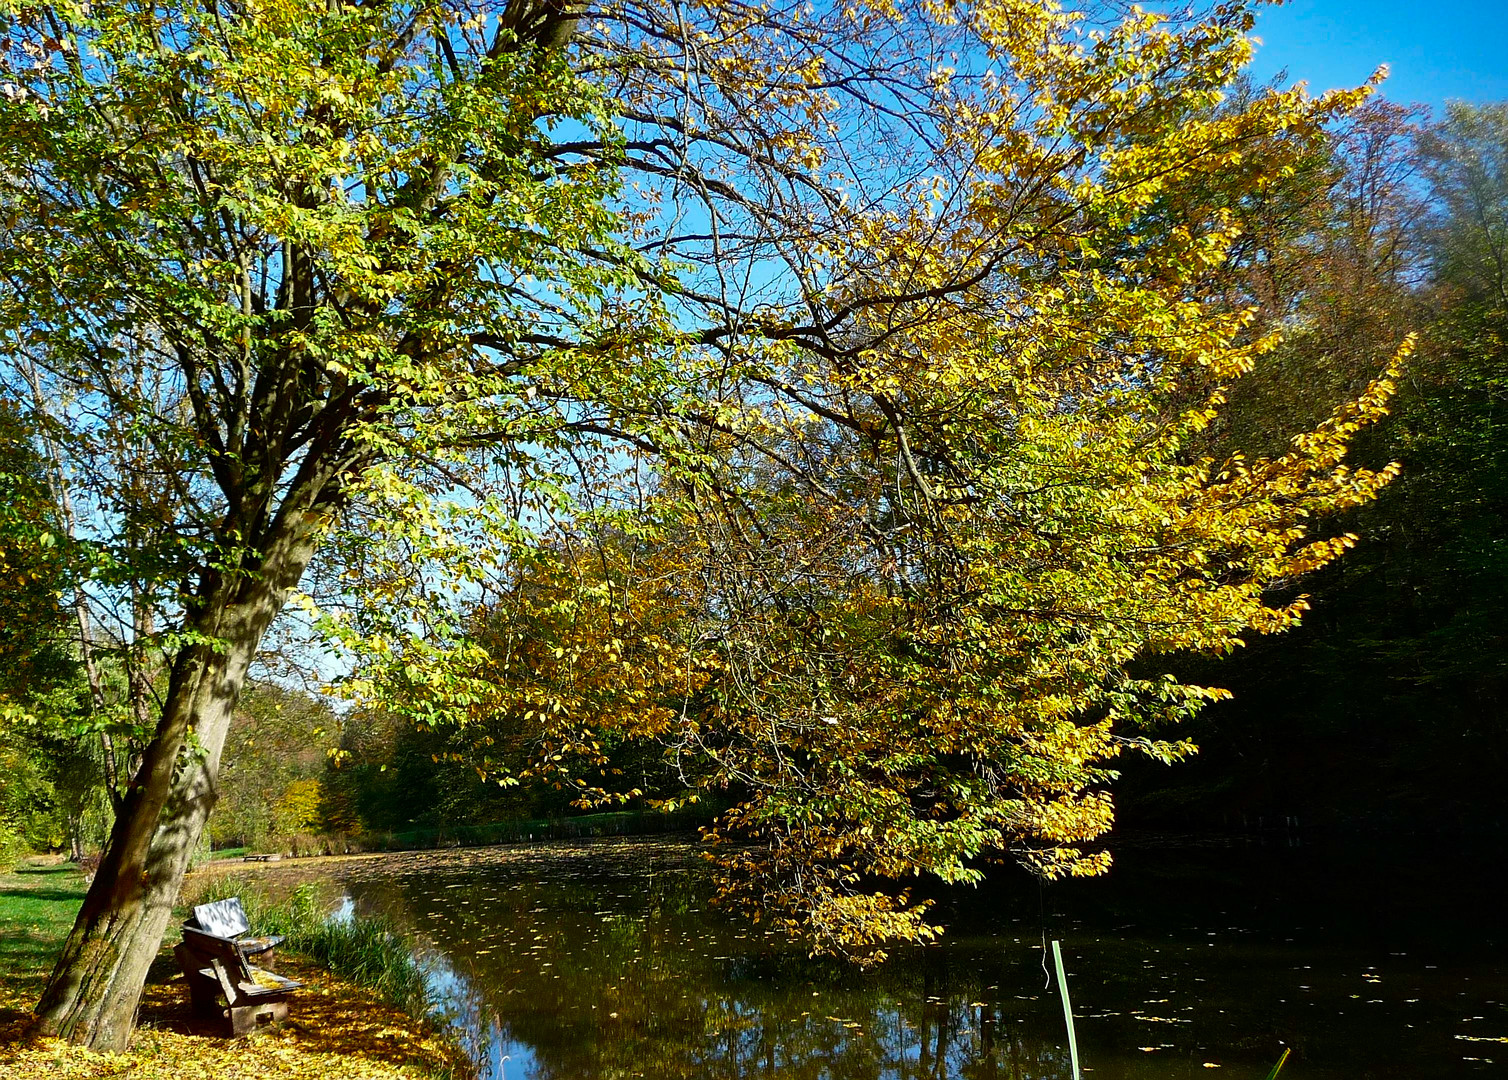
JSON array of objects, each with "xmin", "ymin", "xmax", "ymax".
[{"xmin": 1124, "ymin": 101, "xmax": 1508, "ymax": 834}]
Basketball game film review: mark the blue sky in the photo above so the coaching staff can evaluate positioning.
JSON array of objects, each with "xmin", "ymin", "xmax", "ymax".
[{"xmin": 1247, "ymin": 0, "xmax": 1508, "ymax": 112}]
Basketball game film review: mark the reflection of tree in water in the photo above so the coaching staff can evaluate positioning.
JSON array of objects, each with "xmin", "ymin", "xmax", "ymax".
[{"xmin": 337, "ymin": 848, "xmax": 1079, "ymax": 1080}]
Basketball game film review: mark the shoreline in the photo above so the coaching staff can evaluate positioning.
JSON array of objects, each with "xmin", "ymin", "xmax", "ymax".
[{"xmin": 0, "ymin": 861, "xmax": 469, "ymax": 1079}]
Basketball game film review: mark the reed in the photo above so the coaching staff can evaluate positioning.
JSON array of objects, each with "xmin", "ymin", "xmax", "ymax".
[
  {"xmin": 1048, "ymin": 939, "xmax": 1287, "ymax": 1080},
  {"xmin": 1051, "ymin": 940, "xmax": 1082, "ymax": 1080},
  {"xmin": 1264, "ymin": 1047, "xmax": 1292, "ymax": 1079}
]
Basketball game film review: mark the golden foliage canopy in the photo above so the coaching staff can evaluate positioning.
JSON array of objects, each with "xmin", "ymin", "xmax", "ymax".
[
  {"xmin": 0, "ymin": 0, "xmax": 1408, "ymax": 967},
  {"xmin": 333, "ymin": 0, "xmax": 1410, "ymax": 958}
]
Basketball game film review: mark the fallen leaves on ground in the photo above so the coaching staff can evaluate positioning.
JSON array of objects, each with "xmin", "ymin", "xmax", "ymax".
[{"xmin": 0, "ymin": 953, "xmax": 468, "ymax": 1079}]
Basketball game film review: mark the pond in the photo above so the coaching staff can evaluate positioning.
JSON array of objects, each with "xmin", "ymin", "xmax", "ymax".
[{"xmin": 295, "ymin": 834, "xmax": 1506, "ymax": 1080}]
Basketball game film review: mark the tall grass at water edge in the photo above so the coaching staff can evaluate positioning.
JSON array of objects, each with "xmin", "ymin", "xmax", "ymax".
[{"xmin": 179, "ymin": 875, "xmax": 430, "ymax": 1019}]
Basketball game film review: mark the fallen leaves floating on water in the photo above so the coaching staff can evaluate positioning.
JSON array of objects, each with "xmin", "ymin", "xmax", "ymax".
[{"xmin": 194, "ymin": 836, "xmax": 702, "ymax": 893}]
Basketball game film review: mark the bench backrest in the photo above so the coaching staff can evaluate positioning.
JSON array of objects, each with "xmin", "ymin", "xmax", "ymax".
[
  {"xmin": 181, "ymin": 924, "xmax": 255, "ymax": 1003},
  {"xmin": 192, "ymin": 897, "xmax": 250, "ymax": 938}
]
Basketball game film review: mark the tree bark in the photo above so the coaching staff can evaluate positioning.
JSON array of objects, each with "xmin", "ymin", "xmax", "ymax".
[{"xmin": 33, "ymin": 512, "xmax": 323, "ymax": 1051}]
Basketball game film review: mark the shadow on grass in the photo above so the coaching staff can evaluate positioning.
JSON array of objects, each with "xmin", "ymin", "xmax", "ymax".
[
  {"xmin": 145, "ymin": 950, "xmax": 180, "ymax": 987},
  {"xmin": 0, "ymin": 938, "xmax": 60, "ymax": 969},
  {"xmin": 0, "ymin": 938, "xmax": 50, "ymax": 1036},
  {"xmin": 0, "ymin": 888, "xmax": 88, "ymax": 904},
  {"xmin": 0, "ymin": 1004, "xmax": 38, "ymax": 1039}
]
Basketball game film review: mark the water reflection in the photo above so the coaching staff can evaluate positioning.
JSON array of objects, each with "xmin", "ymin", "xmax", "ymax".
[{"xmin": 312, "ymin": 837, "xmax": 1506, "ymax": 1080}]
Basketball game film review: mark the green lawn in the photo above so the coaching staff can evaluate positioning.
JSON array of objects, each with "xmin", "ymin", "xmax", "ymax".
[{"xmin": 0, "ymin": 862, "xmax": 87, "ymax": 1008}]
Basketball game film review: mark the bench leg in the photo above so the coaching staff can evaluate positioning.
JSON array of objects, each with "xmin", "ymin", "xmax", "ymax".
[
  {"xmin": 241, "ymin": 945, "xmax": 277, "ymax": 971},
  {"xmin": 174, "ymin": 943, "xmax": 223, "ymax": 1018},
  {"xmin": 226, "ymin": 998, "xmax": 289, "ymax": 1036}
]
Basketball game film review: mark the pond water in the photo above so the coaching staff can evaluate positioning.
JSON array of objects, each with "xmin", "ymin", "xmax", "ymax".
[{"xmin": 306, "ymin": 834, "xmax": 1506, "ymax": 1080}]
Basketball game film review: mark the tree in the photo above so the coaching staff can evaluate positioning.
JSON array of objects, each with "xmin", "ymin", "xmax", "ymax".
[
  {"xmin": 0, "ymin": 399, "xmax": 109, "ymax": 864},
  {"xmin": 1129, "ymin": 102, "xmax": 1508, "ymax": 831},
  {"xmin": 2, "ymin": 0, "xmax": 628, "ymax": 1046},
  {"xmin": 0, "ymin": 399, "xmax": 71, "ymax": 707},
  {"xmin": 349, "ymin": 8, "xmax": 1409, "ymax": 958},
  {"xmin": 1423, "ymin": 103, "xmax": 1508, "ymax": 308},
  {"xmin": 1212, "ymin": 98, "xmax": 1432, "ymax": 458},
  {"xmin": 0, "ymin": 0, "xmax": 993, "ymax": 1043},
  {"xmin": 1, "ymin": 0, "xmax": 1404, "ymax": 1048},
  {"xmin": 210, "ymin": 681, "xmax": 337, "ymax": 851}
]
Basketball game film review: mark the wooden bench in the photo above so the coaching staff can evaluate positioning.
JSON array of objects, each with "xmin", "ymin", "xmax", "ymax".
[
  {"xmin": 175, "ymin": 924, "xmax": 303, "ymax": 1035},
  {"xmin": 185, "ymin": 896, "xmax": 285, "ymax": 967}
]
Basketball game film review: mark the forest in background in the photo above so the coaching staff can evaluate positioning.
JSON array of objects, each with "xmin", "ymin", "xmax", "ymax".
[{"xmin": 1125, "ymin": 99, "xmax": 1508, "ymax": 837}]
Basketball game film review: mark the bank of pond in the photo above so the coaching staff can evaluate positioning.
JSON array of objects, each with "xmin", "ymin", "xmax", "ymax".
[{"xmin": 0, "ymin": 861, "xmax": 466, "ymax": 1079}]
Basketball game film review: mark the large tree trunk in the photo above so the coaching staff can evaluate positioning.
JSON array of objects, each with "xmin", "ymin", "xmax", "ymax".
[{"xmin": 33, "ymin": 516, "xmax": 321, "ymax": 1051}]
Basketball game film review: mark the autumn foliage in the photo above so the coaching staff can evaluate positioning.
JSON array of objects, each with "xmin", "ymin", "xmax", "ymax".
[
  {"xmin": 0, "ymin": 0, "xmax": 1413, "ymax": 1048},
  {"xmin": 348, "ymin": 1, "xmax": 1411, "ymax": 958}
]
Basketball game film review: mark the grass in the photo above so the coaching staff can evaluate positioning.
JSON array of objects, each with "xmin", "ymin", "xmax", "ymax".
[{"xmin": 0, "ymin": 862, "xmax": 91, "ymax": 1005}]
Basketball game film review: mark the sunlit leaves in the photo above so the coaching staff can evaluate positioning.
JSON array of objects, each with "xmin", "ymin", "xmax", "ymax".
[
  {"xmin": 1, "ymin": 0, "xmax": 1411, "ymax": 976},
  {"xmin": 380, "ymin": 0, "xmax": 1409, "ymax": 961}
]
